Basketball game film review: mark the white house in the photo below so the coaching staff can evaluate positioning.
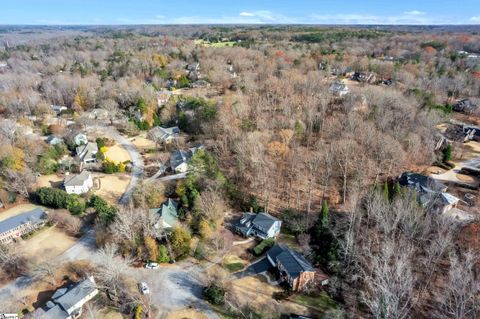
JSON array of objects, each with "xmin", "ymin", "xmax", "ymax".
[
  {"xmin": 64, "ymin": 170, "xmax": 93, "ymax": 195},
  {"xmin": 46, "ymin": 135, "xmax": 64, "ymax": 145},
  {"xmin": 32, "ymin": 276, "xmax": 99, "ymax": 319}
]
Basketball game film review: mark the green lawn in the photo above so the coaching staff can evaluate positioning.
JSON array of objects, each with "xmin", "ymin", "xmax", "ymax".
[
  {"xmin": 223, "ymin": 255, "xmax": 245, "ymax": 272},
  {"xmin": 194, "ymin": 39, "xmax": 237, "ymax": 47},
  {"xmin": 292, "ymin": 292, "xmax": 338, "ymax": 312}
]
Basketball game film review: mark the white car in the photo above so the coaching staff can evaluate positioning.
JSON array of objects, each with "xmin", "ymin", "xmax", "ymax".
[
  {"xmin": 139, "ymin": 282, "xmax": 150, "ymax": 294},
  {"xmin": 145, "ymin": 262, "xmax": 159, "ymax": 269}
]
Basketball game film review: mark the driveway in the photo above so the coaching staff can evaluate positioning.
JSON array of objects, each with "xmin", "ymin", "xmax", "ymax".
[
  {"xmin": 87, "ymin": 125, "xmax": 145, "ymax": 204},
  {"xmin": 0, "ymin": 230, "xmax": 97, "ymax": 309},
  {"xmin": 138, "ymin": 263, "xmax": 220, "ymax": 319}
]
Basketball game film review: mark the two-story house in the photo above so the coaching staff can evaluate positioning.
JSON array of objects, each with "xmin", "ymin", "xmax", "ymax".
[{"xmin": 234, "ymin": 212, "xmax": 282, "ymax": 239}]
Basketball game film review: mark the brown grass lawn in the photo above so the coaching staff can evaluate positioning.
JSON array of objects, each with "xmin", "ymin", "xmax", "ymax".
[
  {"xmin": 130, "ymin": 133, "xmax": 156, "ymax": 150},
  {"xmin": 35, "ymin": 174, "xmax": 64, "ymax": 189},
  {"xmin": 0, "ymin": 203, "xmax": 44, "ymax": 222},
  {"xmin": 104, "ymin": 143, "xmax": 131, "ymax": 163},
  {"xmin": 166, "ymin": 309, "xmax": 209, "ymax": 319},
  {"xmin": 93, "ymin": 173, "xmax": 130, "ymax": 204},
  {"xmin": 229, "ymin": 276, "xmax": 312, "ymax": 316},
  {"xmin": 17, "ymin": 226, "xmax": 77, "ymax": 264}
]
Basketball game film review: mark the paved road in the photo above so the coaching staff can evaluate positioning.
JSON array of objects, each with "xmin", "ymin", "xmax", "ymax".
[
  {"xmin": 155, "ymin": 172, "xmax": 187, "ymax": 182},
  {"xmin": 138, "ymin": 262, "xmax": 220, "ymax": 319},
  {"xmin": 87, "ymin": 125, "xmax": 145, "ymax": 204}
]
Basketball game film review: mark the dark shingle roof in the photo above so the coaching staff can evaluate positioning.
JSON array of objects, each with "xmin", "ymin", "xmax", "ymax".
[
  {"xmin": 267, "ymin": 244, "xmax": 314, "ymax": 278},
  {"xmin": 0, "ymin": 208, "xmax": 46, "ymax": 235},
  {"xmin": 252, "ymin": 213, "xmax": 280, "ymax": 231},
  {"xmin": 54, "ymin": 277, "xmax": 97, "ymax": 313},
  {"xmin": 398, "ymin": 172, "xmax": 446, "ymax": 193}
]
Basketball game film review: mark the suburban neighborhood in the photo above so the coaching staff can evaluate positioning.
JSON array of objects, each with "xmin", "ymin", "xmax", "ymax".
[{"xmin": 0, "ymin": 5, "xmax": 479, "ymax": 319}]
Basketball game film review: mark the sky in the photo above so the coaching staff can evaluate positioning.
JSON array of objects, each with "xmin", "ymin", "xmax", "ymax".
[{"xmin": 1, "ymin": 0, "xmax": 480, "ymax": 25}]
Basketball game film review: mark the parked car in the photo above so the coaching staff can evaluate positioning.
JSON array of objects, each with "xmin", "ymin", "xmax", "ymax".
[
  {"xmin": 139, "ymin": 282, "xmax": 150, "ymax": 294},
  {"xmin": 145, "ymin": 262, "xmax": 159, "ymax": 269}
]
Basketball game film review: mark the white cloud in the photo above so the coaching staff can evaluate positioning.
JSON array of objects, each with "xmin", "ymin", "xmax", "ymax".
[
  {"xmin": 470, "ymin": 16, "xmax": 480, "ymax": 23},
  {"xmin": 308, "ymin": 12, "xmax": 442, "ymax": 25},
  {"xmin": 404, "ymin": 10, "xmax": 426, "ymax": 16},
  {"xmin": 239, "ymin": 12, "xmax": 255, "ymax": 17}
]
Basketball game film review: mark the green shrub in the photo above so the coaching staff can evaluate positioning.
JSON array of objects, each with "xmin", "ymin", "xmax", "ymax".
[
  {"xmin": 36, "ymin": 187, "xmax": 86, "ymax": 215},
  {"xmin": 88, "ymin": 195, "xmax": 117, "ymax": 224},
  {"xmin": 158, "ymin": 244, "xmax": 170, "ymax": 263},
  {"xmin": 253, "ymin": 238, "xmax": 275, "ymax": 256},
  {"xmin": 203, "ymin": 284, "xmax": 225, "ymax": 305}
]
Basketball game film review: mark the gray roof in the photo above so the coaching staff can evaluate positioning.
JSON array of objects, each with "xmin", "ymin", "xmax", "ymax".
[
  {"xmin": 150, "ymin": 198, "xmax": 179, "ymax": 228},
  {"xmin": 0, "ymin": 208, "xmax": 46, "ymax": 235},
  {"xmin": 76, "ymin": 142, "xmax": 98, "ymax": 162},
  {"xmin": 329, "ymin": 81, "xmax": 349, "ymax": 93},
  {"xmin": 267, "ymin": 244, "xmax": 314, "ymax": 278},
  {"xmin": 149, "ymin": 126, "xmax": 180, "ymax": 141},
  {"xmin": 54, "ymin": 277, "xmax": 97, "ymax": 313},
  {"xmin": 64, "ymin": 170, "xmax": 91, "ymax": 187},
  {"xmin": 170, "ymin": 149, "xmax": 192, "ymax": 168},
  {"xmin": 251, "ymin": 213, "xmax": 280, "ymax": 230}
]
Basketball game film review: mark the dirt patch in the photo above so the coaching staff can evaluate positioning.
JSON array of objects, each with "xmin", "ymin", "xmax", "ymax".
[
  {"xmin": 0, "ymin": 203, "xmax": 44, "ymax": 222},
  {"xmin": 426, "ymin": 166, "xmax": 446, "ymax": 175},
  {"xmin": 104, "ymin": 143, "xmax": 131, "ymax": 163},
  {"xmin": 456, "ymin": 174, "xmax": 476, "ymax": 183},
  {"xmin": 36, "ymin": 174, "xmax": 64, "ymax": 189},
  {"xmin": 166, "ymin": 309, "xmax": 209, "ymax": 319},
  {"xmin": 130, "ymin": 134, "xmax": 156, "ymax": 150},
  {"xmin": 17, "ymin": 226, "xmax": 77, "ymax": 264},
  {"xmin": 93, "ymin": 173, "xmax": 130, "ymax": 203}
]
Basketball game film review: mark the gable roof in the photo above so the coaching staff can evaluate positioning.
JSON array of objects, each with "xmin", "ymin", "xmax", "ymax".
[
  {"xmin": 64, "ymin": 170, "xmax": 91, "ymax": 187},
  {"xmin": 76, "ymin": 143, "xmax": 98, "ymax": 162},
  {"xmin": 170, "ymin": 149, "xmax": 192, "ymax": 169},
  {"xmin": 54, "ymin": 277, "xmax": 97, "ymax": 314},
  {"xmin": 398, "ymin": 172, "xmax": 447, "ymax": 193},
  {"xmin": 251, "ymin": 212, "xmax": 280, "ymax": 230},
  {"xmin": 267, "ymin": 244, "xmax": 314, "ymax": 278},
  {"xmin": 0, "ymin": 208, "xmax": 46, "ymax": 235},
  {"xmin": 150, "ymin": 198, "xmax": 179, "ymax": 228}
]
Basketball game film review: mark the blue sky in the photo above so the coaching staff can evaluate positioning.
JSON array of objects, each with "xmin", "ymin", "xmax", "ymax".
[{"xmin": 2, "ymin": 0, "xmax": 480, "ymax": 25}]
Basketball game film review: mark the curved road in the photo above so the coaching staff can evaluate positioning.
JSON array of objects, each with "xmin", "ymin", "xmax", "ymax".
[{"xmin": 88, "ymin": 125, "xmax": 145, "ymax": 204}]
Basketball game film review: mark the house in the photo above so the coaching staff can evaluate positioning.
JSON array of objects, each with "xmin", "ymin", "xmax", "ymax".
[
  {"xmin": 73, "ymin": 133, "xmax": 88, "ymax": 146},
  {"xmin": 87, "ymin": 108, "xmax": 109, "ymax": 121},
  {"xmin": 0, "ymin": 208, "xmax": 47, "ymax": 244},
  {"xmin": 398, "ymin": 172, "xmax": 460, "ymax": 215},
  {"xmin": 51, "ymin": 105, "xmax": 67, "ymax": 116},
  {"xmin": 64, "ymin": 170, "xmax": 93, "ymax": 195},
  {"xmin": 170, "ymin": 149, "xmax": 192, "ymax": 173},
  {"xmin": 170, "ymin": 146, "xmax": 203, "ymax": 173},
  {"xmin": 157, "ymin": 89, "xmax": 173, "ymax": 106},
  {"xmin": 351, "ymin": 72, "xmax": 376, "ymax": 84},
  {"xmin": 150, "ymin": 198, "xmax": 179, "ymax": 229},
  {"xmin": 186, "ymin": 63, "xmax": 201, "ymax": 81},
  {"xmin": 46, "ymin": 135, "xmax": 64, "ymax": 145},
  {"xmin": 398, "ymin": 172, "xmax": 447, "ymax": 193},
  {"xmin": 234, "ymin": 212, "xmax": 282, "ymax": 239},
  {"xmin": 329, "ymin": 81, "xmax": 350, "ymax": 97},
  {"xmin": 453, "ymin": 99, "xmax": 478, "ymax": 114},
  {"xmin": 148, "ymin": 126, "xmax": 180, "ymax": 144},
  {"xmin": 31, "ymin": 276, "xmax": 99, "ymax": 319},
  {"xmin": 76, "ymin": 143, "xmax": 98, "ymax": 165},
  {"xmin": 266, "ymin": 244, "xmax": 321, "ymax": 291}
]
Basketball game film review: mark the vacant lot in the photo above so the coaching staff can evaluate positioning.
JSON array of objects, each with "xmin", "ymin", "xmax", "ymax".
[
  {"xmin": 17, "ymin": 226, "xmax": 77, "ymax": 264},
  {"xmin": 104, "ymin": 143, "xmax": 131, "ymax": 163},
  {"xmin": 0, "ymin": 203, "xmax": 44, "ymax": 222},
  {"xmin": 93, "ymin": 173, "xmax": 130, "ymax": 203},
  {"xmin": 35, "ymin": 174, "xmax": 64, "ymax": 189}
]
